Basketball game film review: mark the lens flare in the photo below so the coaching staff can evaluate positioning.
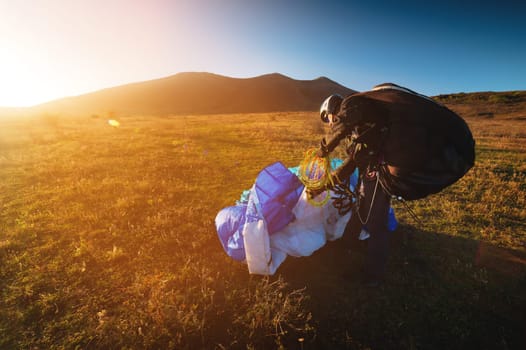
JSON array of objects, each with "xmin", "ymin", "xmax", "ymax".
[{"xmin": 108, "ymin": 119, "xmax": 120, "ymax": 127}]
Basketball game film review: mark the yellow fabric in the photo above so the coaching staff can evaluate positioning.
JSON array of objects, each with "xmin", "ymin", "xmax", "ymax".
[{"xmin": 298, "ymin": 149, "xmax": 334, "ymax": 206}]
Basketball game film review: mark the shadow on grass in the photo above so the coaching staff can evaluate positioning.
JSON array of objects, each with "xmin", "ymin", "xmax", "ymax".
[{"xmin": 278, "ymin": 224, "xmax": 526, "ymax": 350}]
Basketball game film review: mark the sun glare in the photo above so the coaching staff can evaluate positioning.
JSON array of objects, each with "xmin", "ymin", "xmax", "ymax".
[{"xmin": 0, "ymin": 51, "xmax": 57, "ymax": 107}]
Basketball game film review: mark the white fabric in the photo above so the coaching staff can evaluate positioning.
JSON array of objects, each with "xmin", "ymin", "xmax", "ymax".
[
  {"xmin": 270, "ymin": 190, "xmax": 326, "ymax": 257},
  {"xmin": 243, "ymin": 219, "xmax": 277, "ymax": 275},
  {"xmin": 244, "ymin": 188, "xmax": 352, "ymax": 275}
]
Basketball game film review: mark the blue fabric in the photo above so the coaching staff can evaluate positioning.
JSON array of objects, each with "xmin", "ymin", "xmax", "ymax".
[
  {"xmin": 254, "ymin": 162, "xmax": 305, "ymax": 234},
  {"xmin": 244, "ymin": 186, "xmax": 261, "ymax": 225},
  {"xmin": 215, "ymin": 205, "xmax": 247, "ymax": 261},
  {"xmin": 387, "ymin": 207, "xmax": 398, "ymax": 232}
]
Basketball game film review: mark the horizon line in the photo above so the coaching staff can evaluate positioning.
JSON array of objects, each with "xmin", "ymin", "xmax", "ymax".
[{"xmin": 0, "ymin": 71, "xmax": 523, "ymax": 109}]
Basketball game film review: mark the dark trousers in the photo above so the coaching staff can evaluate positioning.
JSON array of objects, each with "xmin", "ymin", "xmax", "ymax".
[{"xmin": 348, "ymin": 172, "xmax": 391, "ymax": 282}]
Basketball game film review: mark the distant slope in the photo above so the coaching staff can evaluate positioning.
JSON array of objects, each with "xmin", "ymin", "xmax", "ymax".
[
  {"xmin": 33, "ymin": 72, "xmax": 356, "ymax": 116},
  {"xmin": 0, "ymin": 107, "xmax": 28, "ymax": 119},
  {"xmin": 434, "ymin": 90, "xmax": 526, "ymax": 119}
]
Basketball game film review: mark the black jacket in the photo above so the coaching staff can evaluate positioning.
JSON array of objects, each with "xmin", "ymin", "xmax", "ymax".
[{"xmin": 319, "ymin": 94, "xmax": 389, "ymax": 185}]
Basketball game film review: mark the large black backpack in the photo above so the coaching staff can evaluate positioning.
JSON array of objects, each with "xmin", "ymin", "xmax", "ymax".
[{"xmin": 340, "ymin": 83, "xmax": 475, "ymax": 200}]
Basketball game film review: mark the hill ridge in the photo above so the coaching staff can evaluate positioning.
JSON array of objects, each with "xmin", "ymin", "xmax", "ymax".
[{"xmin": 33, "ymin": 72, "xmax": 356, "ymax": 116}]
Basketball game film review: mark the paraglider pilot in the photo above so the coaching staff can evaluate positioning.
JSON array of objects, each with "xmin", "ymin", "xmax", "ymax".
[
  {"xmin": 309, "ymin": 83, "xmax": 475, "ymax": 286},
  {"xmin": 311, "ymin": 91, "xmax": 391, "ymax": 287}
]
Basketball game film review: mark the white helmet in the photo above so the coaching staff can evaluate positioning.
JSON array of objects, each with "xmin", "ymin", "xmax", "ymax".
[{"xmin": 320, "ymin": 94, "xmax": 343, "ymax": 122}]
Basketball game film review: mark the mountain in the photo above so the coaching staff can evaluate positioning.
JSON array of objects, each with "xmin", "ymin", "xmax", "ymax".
[{"xmin": 33, "ymin": 72, "xmax": 356, "ymax": 116}]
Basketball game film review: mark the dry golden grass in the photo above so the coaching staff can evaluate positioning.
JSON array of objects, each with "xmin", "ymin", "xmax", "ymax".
[{"xmin": 0, "ymin": 109, "xmax": 524, "ymax": 349}]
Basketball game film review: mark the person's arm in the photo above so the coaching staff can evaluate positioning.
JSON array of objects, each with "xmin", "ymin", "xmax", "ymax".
[
  {"xmin": 307, "ymin": 124, "xmax": 355, "ymax": 199},
  {"xmin": 316, "ymin": 115, "xmax": 349, "ymax": 157}
]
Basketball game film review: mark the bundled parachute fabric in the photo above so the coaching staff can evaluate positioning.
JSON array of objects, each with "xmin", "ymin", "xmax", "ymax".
[
  {"xmin": 215, "ymin": 161, "xmax": 303, "ymax": 263},
  {"xmin": 253, "ymin": 162, "xmax": 305, "ymax": 234},
  {"xmin": 215, "ymin": 160, "xmax": 398, "ymax": 275},
  {"xmin": 341, "ymin": 83, "xmax": 475, "ymax": 200}
]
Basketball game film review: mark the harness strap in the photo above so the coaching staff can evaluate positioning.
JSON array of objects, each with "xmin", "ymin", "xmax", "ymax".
[{"xmin": 356, "ymin": 170, "xmax": 380, "ymax": 225}]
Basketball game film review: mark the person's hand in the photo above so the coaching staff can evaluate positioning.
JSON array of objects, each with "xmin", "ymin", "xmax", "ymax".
[{"xmin": 316, "ymin": 139, "xmax": 328, "ymax": 158}]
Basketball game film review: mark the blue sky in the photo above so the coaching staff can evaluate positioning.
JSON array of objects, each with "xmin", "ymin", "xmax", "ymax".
[
  {"xmin": 0, "ymin": 0, "xmax": 524, "ymax": 106},
  {"xmin": 210, "ymin": 0, "xmax": 525, "ymax": 95}
]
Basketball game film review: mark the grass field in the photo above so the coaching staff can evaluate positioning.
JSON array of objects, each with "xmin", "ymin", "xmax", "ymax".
[{"xmin": 0, "ymin": 110, "xmax": 525, "ymax": 349}]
